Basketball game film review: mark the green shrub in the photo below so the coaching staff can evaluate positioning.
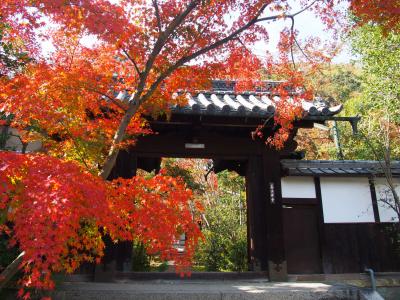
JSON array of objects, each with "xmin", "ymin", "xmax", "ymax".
[{"xmin": 131, "ymin": 241, "xmax": 150, "ymax": 271}]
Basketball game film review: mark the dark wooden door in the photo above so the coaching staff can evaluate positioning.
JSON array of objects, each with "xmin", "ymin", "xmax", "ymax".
[{"xmin": 283, "ymin": 204, "xmax": 322, "ymax": 274}]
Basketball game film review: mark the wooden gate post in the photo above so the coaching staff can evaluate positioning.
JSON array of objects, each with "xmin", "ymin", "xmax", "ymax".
[
  {"xmin": 263, "ymin": 150, "xmax": 287, "ymax": 281},
  {"xmin": 246, "ymin": 155, "xmax": 269, "ymax": 272},
  {"xmin": 246, "ymin": 152, "xmax": 287, "ymax": 280}
]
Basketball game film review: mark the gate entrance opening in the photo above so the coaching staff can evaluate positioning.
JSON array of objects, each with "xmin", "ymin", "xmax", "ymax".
[{"xmin": 138, "ymin": 158, "xmax": 249, "ymax": 273}]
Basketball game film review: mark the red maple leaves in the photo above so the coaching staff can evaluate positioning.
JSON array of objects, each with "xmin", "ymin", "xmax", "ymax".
[
  {"xmin": 351, "ymin": 0, "xmax": 400, "ymax": 32},
  {"xmin": 0, "ymin": 151, "xmax": 202, "ymax": 296}
]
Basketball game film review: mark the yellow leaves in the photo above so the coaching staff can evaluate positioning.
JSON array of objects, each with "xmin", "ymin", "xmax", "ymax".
[{"xmin": 9, "ymin": 174, "xmax": 23, "ymax": 186}]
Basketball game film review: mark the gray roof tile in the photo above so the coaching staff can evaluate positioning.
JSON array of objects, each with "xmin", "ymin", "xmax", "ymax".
[
  {"xmin": 171, "ymin": 92, "xmax": 342, "ymax": 118},
  {"xmin": 281, "ymin": 160, "xmax": 400, "ymax": 177}
]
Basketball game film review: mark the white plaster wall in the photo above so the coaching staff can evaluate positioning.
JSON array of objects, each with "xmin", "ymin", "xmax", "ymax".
[
  {"xmin": 281, "ymin": 176, "xmax": 316, "ymax": 198},
  {"xmin": 374, "ymin": 178, "xmax": 400, "ymax": 222},
  {"xmin": 320, "ymin": 177, "xmax": 375, "ymax": 223}
]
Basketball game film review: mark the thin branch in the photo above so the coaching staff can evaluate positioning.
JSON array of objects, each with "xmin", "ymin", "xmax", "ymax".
[
  {"xmin": 8, "ymin": 132, "xmax": 23, "ymax": 143},
  {"xmin": 291, "ymin": 0, "xmax": 321, "ymax": 18},
  {"xmin": 289, "ymin": 16, "xmax": 296, "ymax": 69},
  {"xmin": 358, "ymin": 131, "xmax": 400, "ymax": 217},
  {"xmin": 256, "ymin": 0, "xmax": 321, "ymax": 23},
  {"xmin": 152, "ymin": 0, "xmax": 162, "ymax": 33},
  {"xmin": 293, "ymin": 31, "xmax": 325, "ymax": 76},
  {"xmin": 261, "ymin": 0, "xmax": 324, "ymax": 73},
  {"xmin": 293, "ymin": 36, "xmax": 310, "ymax": 63},
  {"xmin": 88, "ymin": 89, "xmax": 129, "ymax": 111},
  {"xmin": 121, "ymin": 48, "xmax": 142, "ymax": 76},
  {"xmin": 260, "ymin": 0, "xmax": 326, "ymax": 75},
  {"xmin": 236, "ymin": 37, "xmax": 254, "ymax": 55},
  {"xmin": 378, "ymin": 194, "xmax": 398, "ymax": 213},
  {"xmin": 70, "ymin": 138, "xmax": 90, "ymax": 170}
]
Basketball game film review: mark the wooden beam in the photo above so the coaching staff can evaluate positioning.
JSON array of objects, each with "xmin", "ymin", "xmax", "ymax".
[{"xmin": 131, "ymin": 133, "xmax": 266, "ymax": 158}]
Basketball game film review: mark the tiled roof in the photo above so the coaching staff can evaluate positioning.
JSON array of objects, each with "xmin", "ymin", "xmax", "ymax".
[
  {"xmin": 169, "ymin": 80, "xmax": 342, "ymax": 118},
  {"xmin": 170, "ymin": 92, "xmax": 342, "ymax": 118},
  {"xmin": 281, "ymin": 160, "xmax": 400, "ymax": 177},
  {"xmin": 114, "ymin": 80, "xmax": 343, "ymax": 118}
]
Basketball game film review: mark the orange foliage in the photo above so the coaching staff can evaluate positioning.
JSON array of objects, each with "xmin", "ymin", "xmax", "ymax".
[{"xmin": 0, "ymin": 151, "xmax": 202, "ymax": 297}]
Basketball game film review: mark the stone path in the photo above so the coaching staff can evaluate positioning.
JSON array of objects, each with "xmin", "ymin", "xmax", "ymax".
[{"xmin": 52, "ymin": 279, "xmax": 360, "ymax": 300}]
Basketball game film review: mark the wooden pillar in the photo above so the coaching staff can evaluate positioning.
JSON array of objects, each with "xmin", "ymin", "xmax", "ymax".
[
  {"xmin": 246, "ymin": 155, "xmax": 269, "ymax": 271},
  {"xmin": 263, "ymin": 150, "xmax": 287, "ymax": 281},
  {"xmin": 246, "ymin": 152, "xmax": 287, "ymax": 280}
]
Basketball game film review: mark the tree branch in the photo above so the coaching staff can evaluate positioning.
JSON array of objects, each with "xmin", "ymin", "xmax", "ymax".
[
  {"xmin": 256, "ymin": 0, "xmax": 322, "ymax": 23},
  {"xmin": 289, "ymin": 16, "xmax": 296, "ymax": 69},
  {"xmin": 359, "ymin": 131, "xmax": 400, "ymax": 220},
  {"xmin": 141, "ymin": 2, "xmax": 270, "ymax": 104},
  {"xmin": 236, "ymin": 37, "xmax": 254, "ymax": 55},
  {"xmin": 135, "ymin": 0, "xmax": 200, "ymax": 100},
  {"xmin": 257, "ymin": 0, "xmax": 324, "ymax": 73},
  {"xmin": 152, "ymin": 0, "xmax": 162, "ymax": 33},
  {"xmin": 291, "ymin": 0, "xmax": 321, "ymax": 18},
  {"xmin": 88, "ymin": 89, "xmax": 129, "ymax": 111},
  {"xmin": 121, "ymin": 48, "xmax": 142, "ymax": 76}
]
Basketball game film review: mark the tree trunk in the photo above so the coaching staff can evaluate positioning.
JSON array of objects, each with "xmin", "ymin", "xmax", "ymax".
[{"xmin": 99, "ymin": 103, "xmax": 138, "ymax": 180}]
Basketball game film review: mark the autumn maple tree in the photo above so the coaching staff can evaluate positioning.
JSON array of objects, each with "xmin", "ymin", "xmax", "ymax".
[
  {"xmin": 0, "ymin": 152, "xmax": 202, "ymax": 297},
  {"xmin": 350, "ymin": 0, "xmax": 400, "ymax": 32},
  {"xmin": 0, "ymin": 0, "xmax": 394, "ymax": 297}
]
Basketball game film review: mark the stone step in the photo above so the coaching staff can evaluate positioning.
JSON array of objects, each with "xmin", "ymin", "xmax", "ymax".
[{"xmin": 50, "ymin": 280, "xmax": 360, "ymax": 300}]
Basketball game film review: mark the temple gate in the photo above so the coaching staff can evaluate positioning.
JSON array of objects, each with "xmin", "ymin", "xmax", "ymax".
[{"xmin": 96, "ymin": 80, "xmax": 361, "ymax": 281}]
